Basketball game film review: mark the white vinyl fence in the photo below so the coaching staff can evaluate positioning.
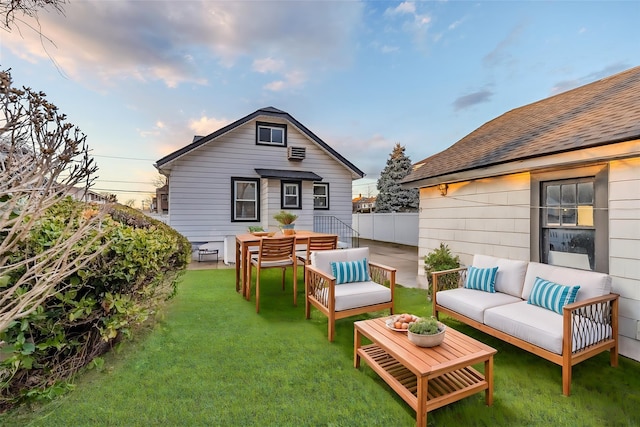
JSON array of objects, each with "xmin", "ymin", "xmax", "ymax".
[{"xmin": 352, "ymin": 212, "xmax": 419, "ymax": 246}]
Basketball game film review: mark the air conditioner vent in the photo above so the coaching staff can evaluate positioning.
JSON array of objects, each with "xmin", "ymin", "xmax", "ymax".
[{"xmin": 287, "ymin": 146, "xmax": 306, "ymax": 161}]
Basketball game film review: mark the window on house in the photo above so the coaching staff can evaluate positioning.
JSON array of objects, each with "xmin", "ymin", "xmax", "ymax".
[
  {"xmin": 313, "ymin": 182, "xmax": 329, "ymax": 209},
  {"xmin": 532, "ymin": 165, "xmax": 608, "ymax": 272},
  {"xmin": 256, "ymin": 122, "xmax": 287, "ymax": 146},
  {"xmin": 232, "ymin": 177, "xmax": 260, "ymax": 221},
  {"xmin": 281, "ymin": 180, "xmax": 301, "ymax": 209},
  {"xmin": 542, "ymin": 179, "xmax": 595, "ymax": 270}
]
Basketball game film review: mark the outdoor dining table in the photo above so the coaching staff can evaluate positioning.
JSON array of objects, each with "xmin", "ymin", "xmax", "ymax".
[{"xmin": 235, "ymin": 230, "xmax": 338, "ymax": 300}]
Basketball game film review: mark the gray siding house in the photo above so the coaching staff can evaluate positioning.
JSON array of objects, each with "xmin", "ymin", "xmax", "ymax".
[
  {"xmin": 155, "ymin": 107, "xmax": 364, "ymax": 260},
  {"xmin": 402, "ymin": 66, "xmax": 640, "ymax": 362}
]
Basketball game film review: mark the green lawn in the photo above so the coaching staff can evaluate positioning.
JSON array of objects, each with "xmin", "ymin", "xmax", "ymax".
[{"xmin": 3, "ymin": 269, "xmax": 639, "ymax": 426}]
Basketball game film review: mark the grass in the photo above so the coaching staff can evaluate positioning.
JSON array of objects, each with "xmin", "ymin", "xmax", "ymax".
[{"xmin": 3, "ymin": 268, "xmax": 640, "ymax": 426}]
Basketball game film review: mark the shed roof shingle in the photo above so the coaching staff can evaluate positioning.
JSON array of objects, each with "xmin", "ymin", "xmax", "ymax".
[{"xmin": 402, "ymin": 66, "xmax": 640, "ymax": 185}]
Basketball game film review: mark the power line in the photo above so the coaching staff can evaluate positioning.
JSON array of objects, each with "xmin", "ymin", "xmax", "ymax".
[
  {"xmin": 95, "ymin": 179, "xmax": 157, "ymax": 184},
  {"xmin": 92, "ymin": 188, "xmax": 156, "ymax": 194},
  {"xmin": 93, "ymin": 154, "xmax": 156, "ymax": 162}
]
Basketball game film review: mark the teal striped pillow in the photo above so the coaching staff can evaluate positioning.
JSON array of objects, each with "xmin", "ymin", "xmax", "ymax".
[
  {"xmin": 527, "ymin": 277, "xmax": 581, "ymax": 314},
  {"xmin": 464, "ymin": 266, "xmax": 498, "ymax": 293},
  {"xmin": 330, "ymin": 258, "xmax": 370, "ymax": 285}
]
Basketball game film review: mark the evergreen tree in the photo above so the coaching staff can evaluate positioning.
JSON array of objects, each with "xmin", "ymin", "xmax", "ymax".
[{"xmin": 375, "ymin": 143, "xmax": 419, "ymax": 212}]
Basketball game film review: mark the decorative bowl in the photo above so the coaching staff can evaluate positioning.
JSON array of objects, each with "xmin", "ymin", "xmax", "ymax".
[
  {"xmin": 251, "ymin": 231, "xmax": 276, "ymax": 237},
  {"xmin": 407, "ymin": 323, "xmax": 446, "ymax": 347},
  {"xmin": 385, "ymin": 314, "xmax": 419, "ymax": 332}
]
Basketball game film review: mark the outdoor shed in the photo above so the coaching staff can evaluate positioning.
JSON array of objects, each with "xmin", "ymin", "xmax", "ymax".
[{"xmin": 401, "ymin": 66, "xmax": 640, "ymax": 362}]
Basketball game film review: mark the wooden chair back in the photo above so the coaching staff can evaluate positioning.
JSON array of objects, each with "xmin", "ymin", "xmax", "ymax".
[
  {"xmin": 300, "ymin": 235, "xmax": 338, "ymax": 264},
  {"xmin": 257, "ymin": 236, "xmax": 296, "ymax": 263}
]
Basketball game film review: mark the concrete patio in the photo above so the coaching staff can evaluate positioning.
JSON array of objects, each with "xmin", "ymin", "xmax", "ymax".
[{"xmin": 188, "ymin": 238, "xmax": 421, "ymax": 288}]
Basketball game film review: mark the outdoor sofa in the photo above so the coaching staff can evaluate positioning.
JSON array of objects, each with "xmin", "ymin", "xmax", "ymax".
[{"xmin": 432, "ymin": 254, "xmax": 619, "ymax": 396}]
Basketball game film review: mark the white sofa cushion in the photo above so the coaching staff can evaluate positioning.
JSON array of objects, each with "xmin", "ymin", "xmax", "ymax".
[
  {"xmin": 485, "ymin": 301, "xmax": 564, "ymax": 354},
  {"xmin": 332, "ymin": 281, "xmax": 392, "ymax": 312},
  {"xmin": 484, "ymin": 301, "xmax": 613, "ymax": 355},
  {"xmin": 436, "ymin": 288, "xmax": 522, "ymax": 323},
  {"xmin": 311, "ymin": 247, "xmax": 370, "ymax": 277},
  {"xmin": 522, "ymin": 262, "xmax": 611, "ymax": 301},
  {"xmin": 472, "ymin": 255, "xmax": 528, "ymax": 298}
]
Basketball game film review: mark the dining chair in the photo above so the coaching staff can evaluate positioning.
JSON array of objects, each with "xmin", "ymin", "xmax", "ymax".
[
  {"xmin": 248, "ymin": 235, "xmax": 297, "ymax": 313},
  {"xmin": 296, "ymin": 235, "xmax": 338, "ymax": 282}
]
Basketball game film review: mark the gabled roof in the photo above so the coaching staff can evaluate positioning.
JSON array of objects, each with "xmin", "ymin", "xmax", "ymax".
[
  {"xmin": 402, "ymin": 66, "xmax": 640, "ymax": 186},
  {"xmin": 155, "ymin": 106, "xmax": 364, "ymax": 178}
]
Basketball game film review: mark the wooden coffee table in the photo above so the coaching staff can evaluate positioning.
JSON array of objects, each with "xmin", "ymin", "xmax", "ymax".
[{"xmin": 354, "ymin": 318, "xmax": 497, "ymax": 427}]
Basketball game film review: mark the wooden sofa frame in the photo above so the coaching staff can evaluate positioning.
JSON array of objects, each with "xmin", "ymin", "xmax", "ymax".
[
  {"xmin": 305, "ymin": 261, "xmax": 395, "ymax": 342},
  {"xmin": 432, "ymin": 267, "xmax": 619, "ymax": 396}
]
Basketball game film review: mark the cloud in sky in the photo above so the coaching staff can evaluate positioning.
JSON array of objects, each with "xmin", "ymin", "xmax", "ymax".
[
  {"xmin": 549, "ymin": 63, "xmax": 632, "ymax": 95},
  {"xmin": 483, "ymin": 22, "xmax": 527, "ymax": 68},
  {"xmin": 5, "ymin": 1, "xmax": 364, "ymax": 89},
  {"xmin": 453, "ymin": 89, "xmax": 493, "ymax": 111},
  {"xmin": 384, "ymin": 1, "xmax": 432, "ymax": 45},
  {"xmin": 189, "ymin": 116, "xmax": 231, "ymax": 136}
]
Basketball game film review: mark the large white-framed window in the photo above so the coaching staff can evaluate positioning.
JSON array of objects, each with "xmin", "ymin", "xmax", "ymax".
[
  {"xmin": 232, "ymin": 177, "xmax": 260, "ymax": 221},
  {"xmin": 313, "ymin": 182, "xmax": 329, "ymax": 210},
  {"xmin": 281, "ymin": 180, "xmax": 301, "ymax": 209},
  {"xmin": 531, "ymin": 165, "xmax": 608, "ymax": 272},
  {"xmin": 256, "ymin": 121, "xmax": 287, "ymax": 147}
]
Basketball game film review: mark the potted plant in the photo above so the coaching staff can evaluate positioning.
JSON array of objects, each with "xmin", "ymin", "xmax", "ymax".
[
  {"xmin": 407, "ymin": 317, "xmax": 446, "ymax": 347},
  {"xmin": 273, "ymin": 210, "xmax": 298, "ymax": 235}
]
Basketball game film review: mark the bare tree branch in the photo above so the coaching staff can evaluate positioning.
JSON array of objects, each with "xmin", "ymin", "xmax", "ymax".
[
  {"xmin": 0, "ymin": 68, "xmax": 109, "ymax": 333},
  {"xmin": 0, "ymin": 0, "xmax": 65, "ymax": 32}
]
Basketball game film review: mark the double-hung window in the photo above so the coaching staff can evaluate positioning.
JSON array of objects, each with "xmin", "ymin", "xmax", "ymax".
[
  {"xmin": 281, "ymin": 180, "xmax": 301, "ymax": 209},
  {"xmin": 256, "ymin": 122, "xmax": 286, "ymax": 146},
  {"xmin": 232, "ymin": 177, "xmax": 259, "ymax": 221},
  {"xmin": 532, "ymin": 165, "xmax": 608, "ymax": 272},
  {"xmin": 313, "ymin": 182, "xmax": 329, "ymax": 209},
  {"xmin": 542, "ymin": 179, "xmax": 595, "ymax": 270}
]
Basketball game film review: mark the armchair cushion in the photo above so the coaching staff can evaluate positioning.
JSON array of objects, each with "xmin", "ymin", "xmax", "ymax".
[
  {"xmin": 331, "ymin": 258, "xmax": 370, "ymax": 284},
  {"xmin": 333, "ymin": 281, "xmax": 392, "ymax": 311}
]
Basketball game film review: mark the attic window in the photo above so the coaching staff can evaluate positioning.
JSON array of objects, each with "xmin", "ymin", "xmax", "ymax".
[{"xmin": 256, "ymin": 122, "xmax": 287, "ymax": 147}]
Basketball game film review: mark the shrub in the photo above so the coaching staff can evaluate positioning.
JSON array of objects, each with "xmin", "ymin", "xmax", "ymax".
[
  {"xmin": 0, "ymin": 199, "xmax": 191, "ymax": 410},
  {"xmin": 408, "ymin": 317, "xmax": 440, "ymax": 335},
  {"xmin": 424, "ymin": 243, "xmax": 461, "ymax": 300}
]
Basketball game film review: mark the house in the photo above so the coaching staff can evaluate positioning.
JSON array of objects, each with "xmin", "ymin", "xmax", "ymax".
[
  {"xmin": 155, "ymin": 184, "xmax": 169, "ymax": 214},
  {"xmin": 401, "ymin": 66, "xmax": 640, "ymax": 362},
  {"xmin": 68, "ymin": 187, "xmax": 110, "ymax": 204},
  {"xmin": 154, "ymin": 106, "xmax": 364, "ymax": 260},
  {"xmin": 352, "ymin": 194, "xmax": 376, "ymax": 213}
]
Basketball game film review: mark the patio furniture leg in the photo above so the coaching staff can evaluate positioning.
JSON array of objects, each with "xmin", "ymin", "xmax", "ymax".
[{"xmin": 256, "ymin": 270, "xmax": 261, "ymax": 313}]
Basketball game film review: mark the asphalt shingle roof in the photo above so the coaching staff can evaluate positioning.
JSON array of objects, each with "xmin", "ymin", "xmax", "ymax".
[{"xmin": 402, "ymin": 66, "xmax": 640, "ymax": 185}]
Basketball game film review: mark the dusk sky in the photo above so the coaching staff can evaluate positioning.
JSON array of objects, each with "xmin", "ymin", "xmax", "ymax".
[{"xmin": 2, "ymin": 1, "xmax": 638, "ymax": 207}]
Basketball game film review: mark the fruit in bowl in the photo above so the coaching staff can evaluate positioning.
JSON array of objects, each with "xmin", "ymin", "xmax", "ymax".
[{"xmin": 387, "ymin": 313, "xmax": 419, "ymax": 330}]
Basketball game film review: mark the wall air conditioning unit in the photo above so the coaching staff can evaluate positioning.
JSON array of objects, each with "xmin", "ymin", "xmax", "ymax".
[{"xmin": 287, "ymin": 146, "xmax": 306, "ymax": 161}]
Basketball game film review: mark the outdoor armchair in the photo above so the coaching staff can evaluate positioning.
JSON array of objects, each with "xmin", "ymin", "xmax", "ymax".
[{"xmin": 305, "ymin": 247, "xmax": 395, "ymax": 341}]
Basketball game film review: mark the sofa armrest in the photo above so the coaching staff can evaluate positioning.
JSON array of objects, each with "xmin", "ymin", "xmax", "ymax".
[
  {"xmin": 562, "ymin": 293, "xmax": 619, "ymax": 355},
  {"xmin": 431, "ymin": 266, "xmax": 468, "ymax": 301}
]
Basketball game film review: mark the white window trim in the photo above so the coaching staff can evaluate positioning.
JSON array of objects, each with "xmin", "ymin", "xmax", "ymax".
[
  {"xmin": 232, "ymin": 177, "xmax": 260, "ymax": 221},
  {"xmin": 281, "ymin": 180, "xmax": 301, "ymax": 209},
  {"xmin": 313, "ymin": 182, "xmax": 329, "ymax": 210},
  {"xmin": 256, "ymin": 122, "xmax": 287, "ymax": 147}
]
